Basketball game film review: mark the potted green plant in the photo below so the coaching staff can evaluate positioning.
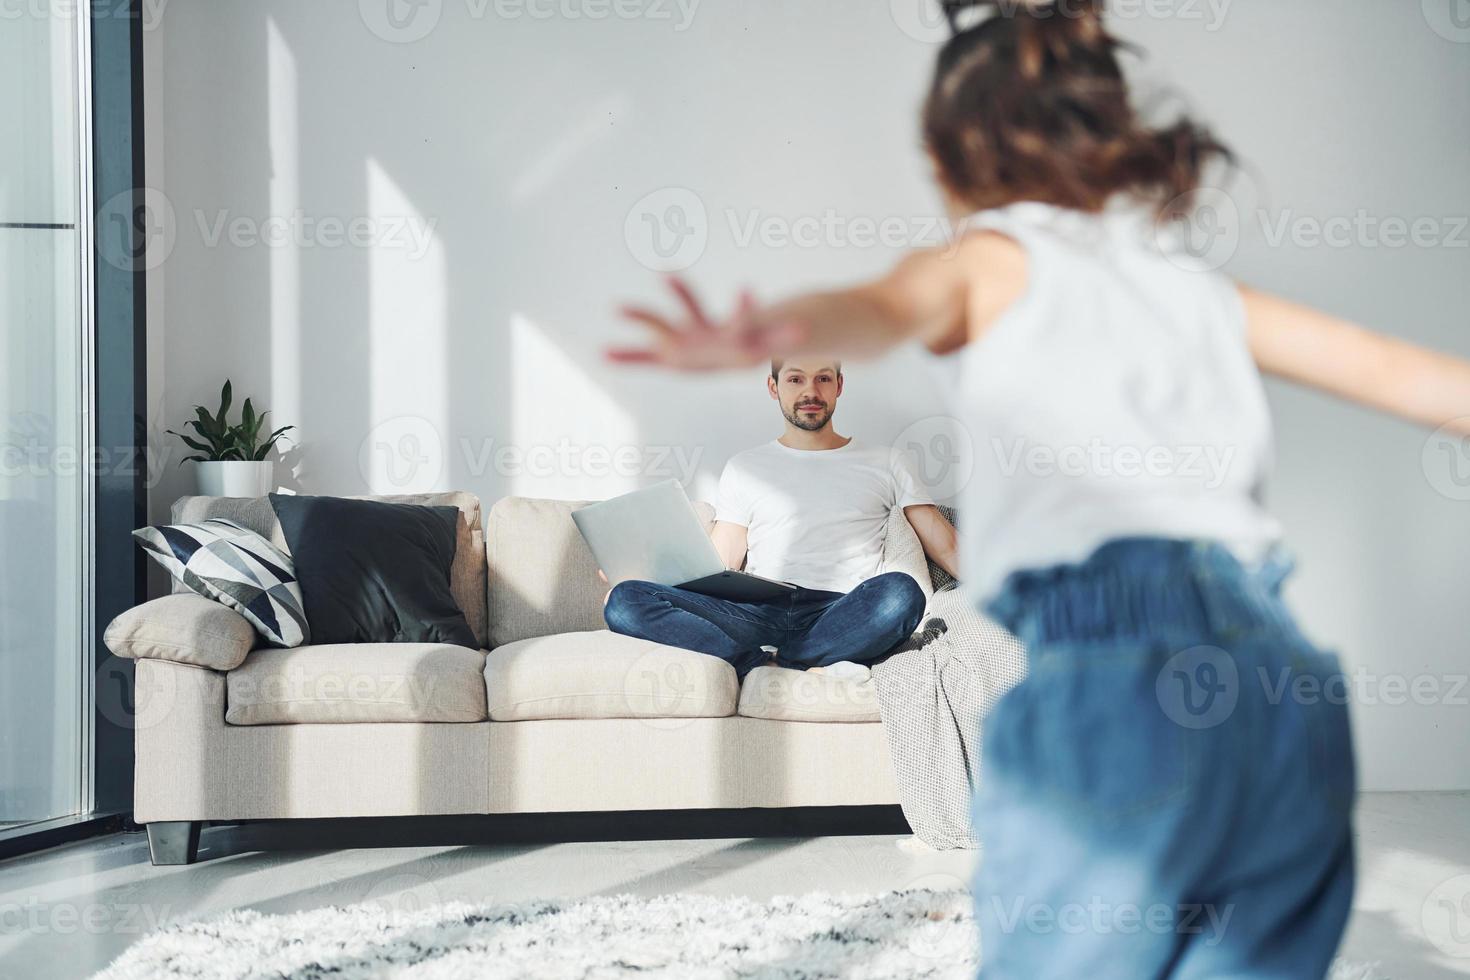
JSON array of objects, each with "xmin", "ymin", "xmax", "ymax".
[{"xmin": 168, "ymin": 380, "xmax": 295, "ymax": 497}]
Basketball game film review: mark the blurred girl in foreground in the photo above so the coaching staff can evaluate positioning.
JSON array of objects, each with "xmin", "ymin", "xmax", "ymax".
[{"xmin": 609, "ymin": 2, "xmax": 1470, "ymax": 975}]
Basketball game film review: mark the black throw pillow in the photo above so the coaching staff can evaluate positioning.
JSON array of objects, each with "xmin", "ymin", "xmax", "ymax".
[{"xmin": 268, "ymin": 494, "xmax": 476, "ymax": 648}]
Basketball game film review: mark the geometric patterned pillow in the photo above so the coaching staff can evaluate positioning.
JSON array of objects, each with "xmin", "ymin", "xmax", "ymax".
[{"xmin": 132, "ymin": 518, "xmax": 309, "ymax": 647}]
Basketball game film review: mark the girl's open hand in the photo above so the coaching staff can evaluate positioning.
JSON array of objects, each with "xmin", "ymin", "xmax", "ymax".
[{"xmin": 609, "ymin": 276, "xmax": 807, "ymax": 372}]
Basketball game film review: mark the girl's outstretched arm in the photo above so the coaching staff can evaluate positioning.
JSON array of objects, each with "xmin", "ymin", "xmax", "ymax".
[
  {"xmin": 1241, "ymin": 286, "xmax": 1470, "ymax": 435},
  {"xmin": 609, "ymin": 233, "xmax": 1024, "ymax": 369}
]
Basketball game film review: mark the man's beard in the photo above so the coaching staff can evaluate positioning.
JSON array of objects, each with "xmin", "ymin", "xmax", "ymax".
[{"xmin": 784, "ymin": 401, "xmax": 832, "ymax": 431}]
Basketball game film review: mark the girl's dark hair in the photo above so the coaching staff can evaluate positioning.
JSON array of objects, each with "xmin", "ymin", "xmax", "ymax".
[{"xmin": 923, "ymin": 0, "xmax": 1229, "ymax": 217}]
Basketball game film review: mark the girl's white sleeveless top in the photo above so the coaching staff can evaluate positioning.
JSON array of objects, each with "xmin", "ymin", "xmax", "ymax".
[{"xmin": 939, "ymin": 201, "xmax": 1283, "ymax": 604}]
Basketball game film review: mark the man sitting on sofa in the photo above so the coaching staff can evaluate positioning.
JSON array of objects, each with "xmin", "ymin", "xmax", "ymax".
[{"xmin": 602, "ymin": 356, "xmax": 960, "ymax": 678}]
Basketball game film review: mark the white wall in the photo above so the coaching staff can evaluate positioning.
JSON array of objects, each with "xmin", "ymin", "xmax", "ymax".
[{"xmin": 145, "ymin": 1, "xmax": 1470, "ymax": 791}]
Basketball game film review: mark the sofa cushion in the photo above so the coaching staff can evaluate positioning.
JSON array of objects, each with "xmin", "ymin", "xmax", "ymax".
[
  {"xmin": 486, "ymin": 496, "xmax": 716, "ymax": 648},
  {"xmin": 226, "ymin": 643, "xmax": 488, "ymax": 725},
  {"xmin": 172, "ymin": 491, "xmax": 489, "ymax": 649},
  {"xmin": 483, "ymin": 630, "xmax": 737, "ymax": 721},
  {"xmin": 104, "ymin": 594, "xmax": 258, "ymax": 671},
  {"xmin": 737, "ymin": 665, "xmax": 881, "ymax": 723},
  {"xmin": 269, "ymin": 494, "xmax": 476, "ymax": 648}
]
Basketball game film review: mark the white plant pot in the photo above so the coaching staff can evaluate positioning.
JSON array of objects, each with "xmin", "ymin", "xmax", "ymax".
[{"xmin": 194, "ymin": 460, "xmax": 274, "ymax": 498}]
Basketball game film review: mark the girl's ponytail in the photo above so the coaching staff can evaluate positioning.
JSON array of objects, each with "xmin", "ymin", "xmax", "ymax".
[{"xmin": 924, "ymin": 0, "xmax": 1229, "ymax": 216}]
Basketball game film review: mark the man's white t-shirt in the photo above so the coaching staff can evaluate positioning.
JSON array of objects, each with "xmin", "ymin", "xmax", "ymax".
[{"xmin": 714, "ymin": 439, "xmax": 931, "ymax": 594}]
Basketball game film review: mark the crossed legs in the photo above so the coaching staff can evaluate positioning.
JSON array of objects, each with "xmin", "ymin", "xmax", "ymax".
[
  {"xmin": 602, "ymin": 572, "xmax": 926, "ymax": 676},
  {"xmin": 602, "ymin": 580, "xmax": 776, "ymax": 676}
]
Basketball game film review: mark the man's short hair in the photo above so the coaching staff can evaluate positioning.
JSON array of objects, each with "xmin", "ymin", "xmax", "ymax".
[{"xmin": 771, "ymin": 358, "xmax": 843, "ymax": 380}]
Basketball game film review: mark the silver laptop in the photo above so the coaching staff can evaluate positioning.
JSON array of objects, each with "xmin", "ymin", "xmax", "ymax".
[{"xmin": 571, "ymin": 480, "xmax": 798, "ymax": 602}]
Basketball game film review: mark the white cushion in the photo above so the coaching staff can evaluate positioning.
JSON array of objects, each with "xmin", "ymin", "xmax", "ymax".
[
  {"xmin": 485, "ymin": 497, "xmax": 716, "ymax": 648},
  {"xmin": 105, "ymin": 594, "xmax": 257, "ymax": 671},
  {"xmin": 484, "ymin": 630, "xmax": 737, "ymax": 721},
  {"xmin": 737, "ymin": 665, "xmax": 881, "ymax": 723},
  {"xmin": 878, "ymin": 505, "xmax": 935, "ymax": 606},
  {"xmin": 226, "ymin": 643, "xmax": 488, "ymax": 725}
]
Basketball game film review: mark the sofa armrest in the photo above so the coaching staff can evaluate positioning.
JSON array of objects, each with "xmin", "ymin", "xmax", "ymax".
[{"xmin": 104, "ymin": 594, "xmax": 257, "ymax": 671}]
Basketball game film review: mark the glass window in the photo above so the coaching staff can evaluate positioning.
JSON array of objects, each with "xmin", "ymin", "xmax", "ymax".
[{"xmin": 0, "ymin": 3, "xmax": 88, "ymax": 828}]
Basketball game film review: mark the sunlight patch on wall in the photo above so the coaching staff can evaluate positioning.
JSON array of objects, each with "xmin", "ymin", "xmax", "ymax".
[
  {"xmin": 509, "ymin": 314, "xmax": 639, "ymax": 500},
  {"xmin": 267, "ymin": 17, "xmax": 300, "ymax": 451},
  {"xmin": 362, "ymin": 158, "xmax": 448, "ymax": 495}
]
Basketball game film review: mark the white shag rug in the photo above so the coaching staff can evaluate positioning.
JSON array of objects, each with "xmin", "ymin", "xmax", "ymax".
[{"xmin": 91, "ymin": 890, "xmax": 1386, "ymax": 980}]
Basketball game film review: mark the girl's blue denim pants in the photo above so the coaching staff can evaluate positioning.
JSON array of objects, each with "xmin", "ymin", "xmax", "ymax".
[{"xmin": 974, "ymin": 538, "xmax": 1356, "ymax": 979}]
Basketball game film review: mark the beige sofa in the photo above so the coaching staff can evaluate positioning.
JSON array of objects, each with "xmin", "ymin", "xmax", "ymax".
[{"xmin": 104, "ymin": 492, "xmax": 938, "ymax": 864}]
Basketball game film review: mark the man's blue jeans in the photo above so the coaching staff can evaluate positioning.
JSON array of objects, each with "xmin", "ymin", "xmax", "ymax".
[
  {"xmin": 974, "ymin": 538, "xmax": 1356, "ymax": 979},
  {"xmin": 603, "ymin": 571, "xmax": 926, "ymax": 677}
]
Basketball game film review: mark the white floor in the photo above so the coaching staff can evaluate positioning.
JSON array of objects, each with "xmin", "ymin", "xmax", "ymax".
[{"xmin": 0, "ymin": 793, "xmax": 1465, "ymax": 979}]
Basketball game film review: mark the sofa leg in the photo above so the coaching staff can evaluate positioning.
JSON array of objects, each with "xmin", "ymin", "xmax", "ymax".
[{"xmin": 146, "ymin": 821, "xmax": 201, "ymax": 866}]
